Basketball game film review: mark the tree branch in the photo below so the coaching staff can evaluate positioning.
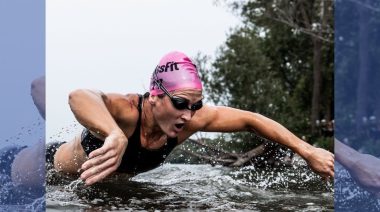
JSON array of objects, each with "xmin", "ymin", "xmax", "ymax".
[
  {"xmin": 229, "ymin": 143, "xmax": 266, "ymax": 167},
  {"xmin": 179, "ymin": 149, "xmax": 236, "ymax": 164},
  {"xmin": 263, "ymin": 14, "xmax": 333, "ymax": 43}
]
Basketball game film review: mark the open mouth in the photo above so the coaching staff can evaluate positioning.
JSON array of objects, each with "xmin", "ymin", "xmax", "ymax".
[{"xmin": 174, "ymin": 123, "xmax": 185, "ymax": 130}]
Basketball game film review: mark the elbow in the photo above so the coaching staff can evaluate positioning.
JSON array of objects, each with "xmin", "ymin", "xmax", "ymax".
[
  {"xmin": 68, "ymin": 89, "xmax": 98, "ymax": 109},
  {"xmin": 68, "ymin": 89, "xmax": 86, "ymax": 106},
  {"xmin": 68, "ymin": 89, "xmax": 106, "ymax": 109}
]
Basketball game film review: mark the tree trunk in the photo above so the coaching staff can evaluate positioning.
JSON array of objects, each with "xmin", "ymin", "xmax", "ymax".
[
  {"xmin": 355, "ymin": 0, "xmax": 370, "ymax": 131},
  {"xmin": 311, "ymin": 0, "xmax": 329, "ymax": 134},
  {"xmin": 311, "ymin": 38, "xmax": 323, "ymax": 134}
]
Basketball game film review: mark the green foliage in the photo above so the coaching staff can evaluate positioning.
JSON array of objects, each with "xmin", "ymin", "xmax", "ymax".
[
  {"xmin": 196, "ymin": 0, "xmax": 334, "ymax": 147},
  {"xmin": 313, "ymin": 137, "xmax": 334, "ymax": 152}
]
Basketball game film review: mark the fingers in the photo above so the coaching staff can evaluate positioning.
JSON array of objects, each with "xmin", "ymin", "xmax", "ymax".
[
  {"xmin": 319, "ymin": 170, "xmax": 333, "ymax": 182},
  {"xmin": 80, "ymin": 157, "xmax": 118, "ymax": 182},
  {"xmin": 325, "ymin": 167, "xmax": 334, "ymax": 179},
  {"xmin": 312, "ymin": 153, "xmax": 334, "ymax": 180},
  {"xmin": 84, "ymin": 165, "xmax": 117, "ymax": 186},
  {"xmin": 81, "ymin": 149, "xmax": 115, "ymax": 171},
  {"xmin": 88, "ymin": 143, "xmax": 111, "ymax": 159},
  {"xmin": 78, "ymin": 133, "xmax": 128, "ymax": 186},
  {"xmin": 87, "ymin": 134, "xmax": 124, "ymax": 159},
  {"xmin": 80, "ymin": 144, "xmax": 120, "ymax": 185},
  {"xmin": 324, "ymin": 160, "xmax": 334, "ymax": 179},
  {"xmin": 329, "ymin": 170, "xmax": 334, "ymax": 178},
  {"xmin": 330, "ymin": 164, "xmax": 334, "ymax": 178},
  {"xmin": 323, "ymin": 162, "xmax": 335, "ymax": 180}
]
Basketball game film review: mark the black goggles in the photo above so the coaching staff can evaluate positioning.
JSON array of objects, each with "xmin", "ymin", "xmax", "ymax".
[
  {"xmin": 154, "ymin": 77, "xmax": 203, "ymax": 111},
  {"xmin": 168, "ymin": 95, "xmax": 203, "ymax": 111}
]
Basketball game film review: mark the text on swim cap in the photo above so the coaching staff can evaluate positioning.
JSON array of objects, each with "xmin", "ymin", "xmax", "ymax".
[{"xmin": 155, "ymin": 62, "xmax": 179, "ymax": 73}]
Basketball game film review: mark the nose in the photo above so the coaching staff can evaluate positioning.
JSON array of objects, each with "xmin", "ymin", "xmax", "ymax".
[{"xmin": 181, "ymin": 109, "xmax": 193, "ymax": 122}]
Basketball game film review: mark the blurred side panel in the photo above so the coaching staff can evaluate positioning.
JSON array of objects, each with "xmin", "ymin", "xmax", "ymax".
[
  {"xmin": 0, "ymin": 0, "xmax": 45, "ymax": 210},
  {"xmin": 335, "ymin": 0, "xmax": 380, "ymax": 211}
]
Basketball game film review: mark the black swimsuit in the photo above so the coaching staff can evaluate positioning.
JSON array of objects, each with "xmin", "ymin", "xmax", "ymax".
[{"xmin": 80, "ymin": 94, "xmax": 178, "ymax": 174}]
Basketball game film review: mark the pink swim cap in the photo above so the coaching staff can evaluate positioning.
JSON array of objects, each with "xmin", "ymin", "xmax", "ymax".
[{"xmin": 149, "ymin": 51, "xmax": 203, "ymax": 95}]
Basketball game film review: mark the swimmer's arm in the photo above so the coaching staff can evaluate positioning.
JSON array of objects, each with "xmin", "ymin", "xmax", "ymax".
[
  {"xmin": 188, "ymin": 105, "xmax": 334, "ymax": 178},
  {"xmin": 69, "ymin": 89, "xmax": 136, "ymax": 185},
  {"xmin": 193, "ymin": 106, "xmax": 312, "ymax": 155},
  {"xmin": 68, "ymin": 89, "xmax": 126, "ymax": 138}
]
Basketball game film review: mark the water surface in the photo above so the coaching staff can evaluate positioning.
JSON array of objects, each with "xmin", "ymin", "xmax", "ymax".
[{"xmin": 47, "ymin": 163, "xmax": 333, "ymax": 211}]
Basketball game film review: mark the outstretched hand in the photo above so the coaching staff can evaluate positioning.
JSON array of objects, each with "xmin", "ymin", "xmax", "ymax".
[
  {"xmin": 305, "ymin": 147, "xmax": 335, "ymax": 180},
  {"xmin": 80, "ymin": 131, "xmax": 128, "ymax": 185}
]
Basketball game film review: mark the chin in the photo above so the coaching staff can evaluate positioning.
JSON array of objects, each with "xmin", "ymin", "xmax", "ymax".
[
  {"xmin": 165, "ymin": 129, "xmax": 178, "ymax": 138},
  {"xmin": 166, "ymin": 132, "xmax": 178, "ymax": 138}
]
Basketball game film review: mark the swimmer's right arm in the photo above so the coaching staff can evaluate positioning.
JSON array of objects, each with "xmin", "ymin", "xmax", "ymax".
[
  {"xmin": 69, "ymin": 89, "xmax": 124, "ymax": 138},
  {"xmin": 68, "ymin": 89, "xmax": 129, "ymax": 185}
]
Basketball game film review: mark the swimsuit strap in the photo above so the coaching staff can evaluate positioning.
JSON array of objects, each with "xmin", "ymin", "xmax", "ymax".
[
  {"xmin": 137, "ymin": 94, "xmax": 143, "ymax": 115},
  {"xmin": 129, "ymin": 94, "xmax": 143, "ymax": 145},
  {"xmin": 134, "ymin": 93, "xmax": 143, "ymax": 137}
]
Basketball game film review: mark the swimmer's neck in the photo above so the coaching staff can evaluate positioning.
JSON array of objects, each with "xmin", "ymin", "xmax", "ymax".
[{"xmin": 140, "ymin": 98, "xmax": 166, "ymax": 141}]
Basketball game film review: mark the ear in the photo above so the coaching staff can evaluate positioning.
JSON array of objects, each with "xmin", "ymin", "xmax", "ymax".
[{"xmin": 148, "ymin": 94, "xmax": 157, "ymax": 105}]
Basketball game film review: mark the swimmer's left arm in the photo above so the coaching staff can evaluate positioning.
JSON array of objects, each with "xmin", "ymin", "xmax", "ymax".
[{"xmin": 189, "ymin": 105, "xmax": 334, "ymax": 179}]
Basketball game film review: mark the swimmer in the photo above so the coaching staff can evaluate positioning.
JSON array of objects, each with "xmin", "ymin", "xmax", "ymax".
[{"xmin": 48, "ymin": 51, "xmax": 334, "ymax": 186}]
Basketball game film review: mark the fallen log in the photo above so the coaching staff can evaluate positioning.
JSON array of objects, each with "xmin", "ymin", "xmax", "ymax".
[{"xmin": 179, "ymin": 137, "xmax": 294, "ymax": 167}]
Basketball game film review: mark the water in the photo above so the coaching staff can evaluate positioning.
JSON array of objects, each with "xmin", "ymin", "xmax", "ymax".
[
  {"xmin": 46, "ymin": 163, "xmax": 333, "ymax": 211},
  {"xmin": 335, "ymin": 163, "xmax": 380, "ymax": 211}
]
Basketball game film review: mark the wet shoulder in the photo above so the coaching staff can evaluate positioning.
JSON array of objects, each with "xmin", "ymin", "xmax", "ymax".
[{"xmin": 106, "ymin": 93, "xmax": 141, "ymax": 136}]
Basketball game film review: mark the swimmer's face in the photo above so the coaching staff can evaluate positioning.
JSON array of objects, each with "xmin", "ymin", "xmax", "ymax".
[{"xmin": 150, "ymin": 89, "xmax": 203, "ymax": 138}]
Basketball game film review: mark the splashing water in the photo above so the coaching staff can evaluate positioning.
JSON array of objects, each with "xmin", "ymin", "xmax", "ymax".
[
  {"xmin": 335, "ymin": 162, "xmax": 380, "ymax": 211},
  {"xmin": 46, "ymin": 163, "xmax": 333, "ymax": 211}
]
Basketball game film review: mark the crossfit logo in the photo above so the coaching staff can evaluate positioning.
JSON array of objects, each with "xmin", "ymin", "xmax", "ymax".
[{"xmin": 155, "ymin": 61, "xmax": 179, "ymax": 73}]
